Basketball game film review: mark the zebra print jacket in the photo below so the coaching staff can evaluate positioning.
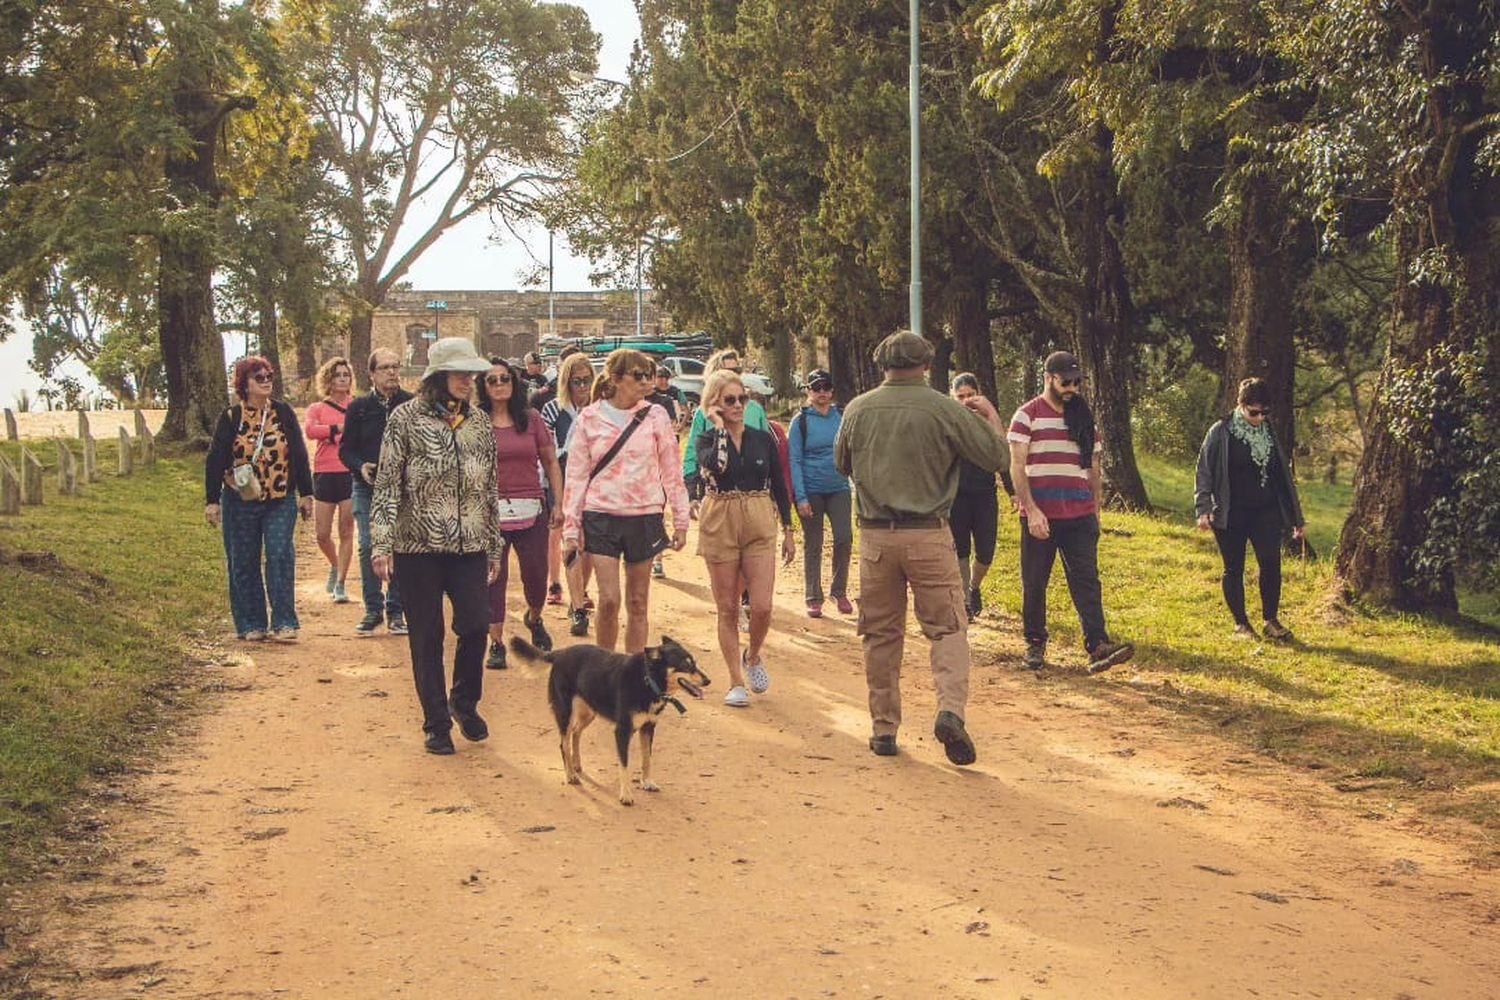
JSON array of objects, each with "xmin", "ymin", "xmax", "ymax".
[{"xmin": 370, "ymin": 397, "xmax": 502, "ymax": 560}]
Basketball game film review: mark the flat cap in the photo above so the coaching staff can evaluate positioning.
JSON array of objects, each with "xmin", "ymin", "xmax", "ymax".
[{"xmin": 873, "ymin": 330, "xmax": 934, "ymax": 369}]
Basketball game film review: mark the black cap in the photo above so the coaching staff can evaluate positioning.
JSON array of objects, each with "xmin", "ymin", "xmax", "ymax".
[
  {"xmin": 1044, "ymin": 351, "xmax": 1083, "ymax": 379},
  {"xmin": 806, "ymin": 368, "xmax": 833, "ymax": 390},
  {"xmin": 656, "ymin": 364, "xmax": 672, "ymax": 377}
]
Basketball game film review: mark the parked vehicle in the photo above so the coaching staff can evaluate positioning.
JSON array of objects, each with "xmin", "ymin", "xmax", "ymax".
[{"xmin": 657, "ymin": 356, "xmax": 773, "ymax": 406}]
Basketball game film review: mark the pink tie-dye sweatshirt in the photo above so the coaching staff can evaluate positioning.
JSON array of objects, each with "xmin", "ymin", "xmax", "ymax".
[{"xmin": 562, "ymin": 399, "xmax": 690, "ymax": 544}]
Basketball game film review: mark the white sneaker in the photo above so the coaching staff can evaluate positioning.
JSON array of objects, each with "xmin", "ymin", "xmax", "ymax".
[
  {"xmin": 240, "ymin": 629, "xmax": 267, "ymax": 642},
  {"xmin": 743, "ymin": 650, "xmax": 770, "ymax": 694},
  {"xmin": 332, "ymin": 581, "xmax": 350, "ymax": 604},
  {"xmin": 325, "ymin": 567, "xmax": 337, "ymax": 594},
  {"xmin": 723, "ymin": 686, "xmax": 749, "ymax": 708}
]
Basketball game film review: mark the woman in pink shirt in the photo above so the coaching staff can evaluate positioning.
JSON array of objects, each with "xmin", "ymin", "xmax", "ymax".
[
  {"xmin": 480, "ymin": 358, "xmax": 564, "ymax": 669},
  {"xmin": 304, "ymin": 356, "xmax": 357, "ymax": 603},
  {"xmin": 562, "ymin": 349, "xmax": 690, "ymax": 653}
]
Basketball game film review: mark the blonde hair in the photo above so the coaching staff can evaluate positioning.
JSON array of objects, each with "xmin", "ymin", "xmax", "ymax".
[
  {"xmin": 316, "ymin": 356, "xmax": 353, "ymax": 398},
  {"xmin": 706, "ymin": 347, "xmax": 742, "ymax": 373},
  {"xmin": 557, "ymin": 354, "xmax": 596, "ymax": 413},
  {"xmin": 701, "ymin": 369, "xmax": 745, "ymax": 415}
]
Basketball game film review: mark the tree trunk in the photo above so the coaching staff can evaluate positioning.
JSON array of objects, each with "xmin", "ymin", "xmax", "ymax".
[
  {"xmin": 767, "ymin": 325, "xmax": 796, "ymax": 398},
  {"xmin": 1073, "ymin": 125, "xmax": 1149, "ymax": 510},
  {"xmin": 349, "ymin": 296, "xmax": 375, "ymax": 391},
  {"xmin": 946, "ymin": 273, "xmax": 997, "ymax": 402},
  {"xmin": 256, "ymin": 279, "xmax": 285, "ymax": 399},
  {"xmin": 827, "ymin": 329, "xmax": 879, "ymax": 405},
  {"xmin": 929, "ymin": 335, "xmax": 953, "ymax": 392}
]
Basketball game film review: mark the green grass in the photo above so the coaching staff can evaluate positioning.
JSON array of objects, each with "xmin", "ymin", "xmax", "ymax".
[
  {"xmin": 975, "ymin": 454, "xmax": 1500, "ymax": 846},
  {"xmin": 0, "ymin": 442, "xmax": 224, "ymax": 881}
]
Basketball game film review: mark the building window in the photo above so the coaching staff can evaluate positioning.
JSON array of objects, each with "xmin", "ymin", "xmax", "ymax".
[{"xmin": 405, "ymin": 324, "xmax": 433, "ymax": 368}]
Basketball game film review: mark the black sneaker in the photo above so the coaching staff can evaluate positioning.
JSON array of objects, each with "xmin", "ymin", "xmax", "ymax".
[
  {"xmin": 933, "ymin": 711, "xmax": 977, "ymax": 766},
  {"xmin": 868, "ymin": 734, "xmax": 898, "ymax": 757},
  {"xmin": 966, "ymin": 587, "xmax": 983, "ymax": 619},
  {"xmin": 525, "ymin": 612, "xmax": 553, "ymax": 652},
  {"xmin": 569, "ymin": 608, "xmax": 589, "ymax": 637},
  {"xmin": 387, "ymin": 612, "xmax": 408, "ymax": 636},
  {"xmin": 449, "ymin": 704, "xmax": 489, "ymax": 742},
  {"xmin": 1087, "ymin": 640, "xmax": 1135, "ymax": 674},
  {"xmin": 1263, "ymin": 619, "xmax": 1293, "ymax": 642},
  {"xmin": 354, "ymin": 613, "xmax": 382, "ymax": 637},
  {"xmin": 424, "ymin": 730, "xmax": 456, "ymax": 755},
  {"xmin": 485, "ymin": 642, "xmax": 507, "ymax": 670},
  {"xmin": 1022, "ymin": 643, "xmax": 1046, "ymax": 671}
]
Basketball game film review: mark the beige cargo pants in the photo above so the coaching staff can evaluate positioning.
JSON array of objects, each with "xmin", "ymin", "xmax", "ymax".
[{"xmin": 856, "ymin": 526, "xmax": 971, "ymax": 737}]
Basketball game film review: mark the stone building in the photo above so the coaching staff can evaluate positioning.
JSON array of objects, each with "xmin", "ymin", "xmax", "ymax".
[{"xmin": 357, "ymin": 289, "xmax": 669, "ymax": 371}]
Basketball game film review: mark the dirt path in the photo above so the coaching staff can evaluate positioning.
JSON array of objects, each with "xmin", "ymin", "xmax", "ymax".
[{"xmin": 5, "ymin": 527, "xmax": 1499, "ymax": 999}]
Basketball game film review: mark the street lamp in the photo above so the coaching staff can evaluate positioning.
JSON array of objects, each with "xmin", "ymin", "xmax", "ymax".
[
  {"xmin": 425, "ymin": 299, "xmax": 448, "ymax": 339},
  {"xmin": 909, "ymin": 0, "xmax": 923, "ymax": 338},
  {"xmin": 577, "ymin": 73, "xmax": 645, "ymax": 338}
]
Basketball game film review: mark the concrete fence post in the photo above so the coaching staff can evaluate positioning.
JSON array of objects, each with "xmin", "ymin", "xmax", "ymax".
[
  {"xmin": 55, "ymin": 439, "xmax": 78, "ymax": 495},
  {"xmin": 20, "ymin": 447, "xmax": 43, "ymax": 505},
  {"xmin": 0, "ymin": 455, "xmax": 20, "ymax": 515},
  {"xmin": 118, "ymin": 427, "xmax": 134, "ymax": 476},
  {"xmin": 4, "ymin": 408, "xmax": 17, "ymax": 441}
]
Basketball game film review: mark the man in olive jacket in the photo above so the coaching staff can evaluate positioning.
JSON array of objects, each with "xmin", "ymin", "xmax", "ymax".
[{"xmin": 835, "ymin": 330, "xmax": 1007, "ymax": 765}]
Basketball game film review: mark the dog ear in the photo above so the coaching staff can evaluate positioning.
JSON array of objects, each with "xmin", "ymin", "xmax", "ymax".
[{"xmin": 660, "ymin": 634, "xmax": 676, "ymax": 648}]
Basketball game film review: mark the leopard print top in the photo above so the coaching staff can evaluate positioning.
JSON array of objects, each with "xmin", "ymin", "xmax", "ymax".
[{"xmin": 228, "ymin": 403, "xmax": 292, "ymax": 500}]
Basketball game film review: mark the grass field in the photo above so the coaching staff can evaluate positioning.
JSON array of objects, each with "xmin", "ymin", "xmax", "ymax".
[
  {"xmin": 974, "ymin": 453, "xmax": 1500, "ymax": 846},
  {"xmin": 0, "ymin": 440, "xmax": 223, "ymax": 881}
]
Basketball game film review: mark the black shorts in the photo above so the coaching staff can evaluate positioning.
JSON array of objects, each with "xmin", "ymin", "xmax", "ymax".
[
  {"xmin": 582, "ymin": 511, "xmax": 669, "ymax": 565},
  {"xmin": 950, "ymin": 488, "xmax": 999, "ymax": 564},
  {"xmin": 313, "ymin": 471, "xmax": 353, "ymax": 503}
]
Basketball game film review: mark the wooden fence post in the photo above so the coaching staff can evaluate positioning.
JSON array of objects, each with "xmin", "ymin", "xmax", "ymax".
[
  {"xmin": 117, "ymin": 427, "xmax": 133, "ymax": 476},
  {"xmin": 55, "ymin": 439, "xmax": 78, "ymax": 495},
  {"xmin": 20, "ymin": 447, "xmax": 43, "ymax": 505}
]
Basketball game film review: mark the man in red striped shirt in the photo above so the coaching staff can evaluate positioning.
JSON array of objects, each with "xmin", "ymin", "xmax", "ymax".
[{"xmin": 1008, "ymin": 352, "xmax": 1134, "ymax": 674}]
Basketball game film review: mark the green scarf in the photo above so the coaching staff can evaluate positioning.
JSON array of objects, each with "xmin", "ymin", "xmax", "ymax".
[{"xmin": 1228, "ymin": 410, "xmax": 1273, "ymax": 487}]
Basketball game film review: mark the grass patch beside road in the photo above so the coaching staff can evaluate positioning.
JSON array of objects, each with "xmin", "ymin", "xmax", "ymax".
[{"xmin": 0, "ymin": 446, "xmax": 223, "ymax": 881}]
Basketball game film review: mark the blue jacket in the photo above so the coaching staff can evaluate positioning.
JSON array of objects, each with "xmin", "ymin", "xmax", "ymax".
[{"xmin": 788, "ymin": 405, "xmax": 850, "ymax": 503}]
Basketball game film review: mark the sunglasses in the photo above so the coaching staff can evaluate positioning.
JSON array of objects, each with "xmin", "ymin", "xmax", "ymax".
[
  {"xmin": 249, "ymin": 372, "xmax": 273, "ymax": 383},
  {"xmin": 485, "ymin": 374, "xmax": 513, "ymax": 385},
  {"xmin": 1056, "ymin": 377, "xmax": 1082, "ymax": 388},
  {"xmin": 1245, "ymin": 407, "xmax": 1270, "ymax": 417},
  {"xmin": 809, "ymin": 382, "xmax": 833, "ymax": 393},
  {"xmin": 624, "ymin": 369, "xmax": 653, "ymax": 381},
  {"xmin": 567, "ymin": 376, "xmax": 591, "ymax": 387},
  {"xmin": 720, "ymin": 394, "xmax": 748, "ymax": 407}
]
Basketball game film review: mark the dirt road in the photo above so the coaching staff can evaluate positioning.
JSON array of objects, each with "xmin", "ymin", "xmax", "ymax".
[{"xmin": 5, "ymin": 528, "xmax": 1499, "ymax": 999}]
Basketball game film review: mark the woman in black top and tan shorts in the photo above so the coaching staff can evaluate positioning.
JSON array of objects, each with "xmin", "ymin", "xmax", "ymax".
[{"xmin": 696, "ymin": 369, "xmax": 795, "ymax": 707}]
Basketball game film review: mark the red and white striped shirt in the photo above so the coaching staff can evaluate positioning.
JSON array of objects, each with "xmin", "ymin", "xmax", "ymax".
[{"xmin": 1007, "ymin": 396, "xmax": 1098, "ymax": 521}]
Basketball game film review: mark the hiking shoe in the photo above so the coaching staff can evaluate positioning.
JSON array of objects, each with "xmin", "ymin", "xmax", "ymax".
[
  {"xmin": 582, "ymin": 594, "xmax": 594, "ymax": 611},
  {"xmin": 835, "ymin": 595, "xmax": 854, "ymax": 615},
  {"xmin": 967, "ymin": 587, "xmax": 983, "ymax": 618},
  {"xmin": 240, "ymin": 629, "xmax": 268, "ymax": 642},
  {"xmin": 1022, "ymin": 643, "xmax": 1046, "ymax": 671},
  {"xmin": 486, "ymin": 642, "xmax": 508, "ymax": 670},
  {"xmin": 332, "ymin": 581, "xmax": 350, "ymax": 604},
  {"xmin": 651, "ymin": 558, "xmax": 665, "ymax": 578},
  {"xmin": 744, "ymin": 650, "xmax": 770, "ymax": 695},
  {"xmin": 806, "ymin": 600, "xmax": 824, "ymax": 619},
  {"xmin": 723, "ymin": 685, "xmax": 749, "ymax": 708},
  {"xmin": 271, "ymin": 628, "xmax": 299, "ymax": 643},
  {"xmin": 525, "ymin": 612, "xmax": 553, "ymax": 652},
  {"xmin": 325, "ymin": 567, "xmax": 338, "ymax": 594},
  {"xmin": 387, "ymin": 613, "xmax": 408, "ymax": 636},
  {"xmin": 869, "ymin": 734, "xmax": 898, "ymax": 757},
  {"xmin": 424, "ymin": 730, "xmax": 456, "ymax": 755},
  {"xmin": 354, "ymin": 614, "xmax": 382, "ymax": 637},
  {"xmin": 546, "ymin": 582, "xmax": 564, "ymax": 606},
  {"xmin": 1233, "ymin": 622, "xmax": 1257, "ymax": 640},
  {"xmin": 933, "ymin": 711, "xmax": 977, "ymax": 766},
  {"xmin": 1087, "ymin": 640, "xmax": 1134, "ymax": 674},
  {"xmin": 1263, "ymin": 619, "xmax": 1293, "ymax": 642},
  {"xmin": 569, "ymin": 608, "xmax": 590, "ymax": 637},
  {"xmin": 449, "ymin": 704, "xmax": 489, "ymax": 742}
]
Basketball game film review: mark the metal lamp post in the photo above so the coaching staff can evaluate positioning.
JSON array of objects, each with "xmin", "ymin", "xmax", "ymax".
[
  {"xmin": 909, "ymin": 0, "xmax": 923, "ymax": 338},
  {"xmin": 425, "ymin": 298, "xmax": 448, "ymax": 339}
]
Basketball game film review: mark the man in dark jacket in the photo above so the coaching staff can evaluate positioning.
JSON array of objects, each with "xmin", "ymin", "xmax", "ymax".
[{"xmin": 340, "ymin": 348, "xmax": 414, "ymax": 636}]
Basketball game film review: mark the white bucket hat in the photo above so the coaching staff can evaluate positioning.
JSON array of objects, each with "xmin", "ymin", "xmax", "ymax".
[{"xmin": 422, "ymin": 337, "xmax": 492, "ymax": 379}]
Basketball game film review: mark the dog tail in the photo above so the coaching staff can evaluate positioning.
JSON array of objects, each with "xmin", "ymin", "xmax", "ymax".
[{"xmin": 508, "ymin": 635, "xmax": 552, "ymax": 663}]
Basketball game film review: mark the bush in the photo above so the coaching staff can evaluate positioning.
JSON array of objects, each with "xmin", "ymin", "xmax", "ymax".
[{"xmin": 1132, "ymin": 362, "xmax": 1220, "ymax": 461}]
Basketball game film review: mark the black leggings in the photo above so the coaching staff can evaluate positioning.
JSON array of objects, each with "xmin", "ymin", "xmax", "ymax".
[
  {"xmin": 949, "ymin": 489, "xmax": 999, "ymax": 565},
  {"xmin": 1213, "ymin": 506, "xmax": 1283, "ymax": 625}
]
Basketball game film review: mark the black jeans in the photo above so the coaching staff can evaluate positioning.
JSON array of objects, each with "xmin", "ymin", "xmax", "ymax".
[
  {"xmin": 394, "ymin": 552, "xmax": 490, "ymax": 734},
  {"xmin": 799, "ymin": 491, "xmax": 852, "ymax": 601},
  {"xmin": 1213, "ymin": 505, "xmax": 1283, "ymax": 625},
  {"xmin": 1020, "ymin": 513, "xmax": 1108, "ymax": 650}
]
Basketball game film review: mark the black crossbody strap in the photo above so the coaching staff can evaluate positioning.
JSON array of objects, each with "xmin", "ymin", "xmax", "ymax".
[{"xmin": 589, "ymin": 408, "xmax": 651, "ymax": 481}]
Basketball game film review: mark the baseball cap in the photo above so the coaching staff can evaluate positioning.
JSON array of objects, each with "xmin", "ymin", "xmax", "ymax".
[
  {"xmin": 805, "ymin": 368, "xmax": 833, "ymax": 391},
  {"xmin": 872, "ymin": 330, "xmax": 934, "ymax": 369},
  {"xmin": 656, "ymin": 364, "xmax": 672, "ymax": 377},
  {"xmin": 1044, "ymin": 351, "xmax": 1084, "ymax": 379}
]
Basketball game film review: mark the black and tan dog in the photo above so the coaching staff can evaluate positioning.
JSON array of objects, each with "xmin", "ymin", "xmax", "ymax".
[{"xmin": 509, "ymin": 635, "xmax": 711, "ymax": 805}]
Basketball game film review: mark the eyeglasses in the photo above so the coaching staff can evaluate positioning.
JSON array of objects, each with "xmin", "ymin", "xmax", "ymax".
[
  {"xmin": 249, "ymin": 372, "xmax": 273, "ymax": 383},
  {"xmin": 1245, "ymin": 407, "xmax": 1270, "ymax": 417},
  {"xmin": 485, "ymin": 374, "xmax": 513, "ymax": 385},
  {"xmin": 373, "ymin": 363, "xmax": 401, "ymax": 372},
  {"xmin": 623, "ymin": 369, "xmax": 653, "ymax": 381},
  {"xmin": 720, "ymin": 394, "xmax": 747, "ymax": 407},
  {"xmin": 567, "ymin": 377, "xmax": 591, "ymax": 387}
]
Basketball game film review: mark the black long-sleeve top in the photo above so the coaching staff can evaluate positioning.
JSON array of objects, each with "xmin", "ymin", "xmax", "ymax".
[
  {"xmin": 695, "ymin": 425, "xmax": 792, "ymax": 527},
  {"xmin": 204, "ymin": 400, "xmax": 313, "ymax": 504},
  {"xmin": 339, "ymin": 387, "xmax": 414, "ymax": 476}
]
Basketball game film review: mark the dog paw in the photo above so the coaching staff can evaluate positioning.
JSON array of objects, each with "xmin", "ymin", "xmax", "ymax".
[
  {"xmin": 641, "ymin": 779, "xmax": 660, "ymax": 793},
  {"xmin": 565, "ymin": 773, "xmax": 581, "ymax": 785},
  {"xmin": 619, "ymin": 794, "xmax": 634, "ymax": 806}
]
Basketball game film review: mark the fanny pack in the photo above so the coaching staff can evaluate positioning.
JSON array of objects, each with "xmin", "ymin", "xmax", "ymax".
[{"xmin": 498, "ymin": 496, "xmax": 544, "ymax": 531}]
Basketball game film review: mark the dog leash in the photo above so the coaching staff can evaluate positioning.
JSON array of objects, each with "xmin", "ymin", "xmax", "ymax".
[{"xmin": 643, "ymin": 672, "xmax": 687, "ymax": 715}]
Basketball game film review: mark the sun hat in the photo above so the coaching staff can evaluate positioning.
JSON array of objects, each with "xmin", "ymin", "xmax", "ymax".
[{"xmin": 422, "ymin": 338, "xmax": 492, "ymax": 379}]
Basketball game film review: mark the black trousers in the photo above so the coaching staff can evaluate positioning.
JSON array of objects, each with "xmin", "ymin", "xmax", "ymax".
[
  {"xmin": 1212, "ymin": 505, "xmax": 1283, "ymax": 626},
  {"xmin": 394, "ymin": 552, "xmax": 490, "ymax": 734},
  {"xmin": 950, "ymin": 489, "xmax": 999, "ymax": 566},
  {"xmin": 1020, "ymin": 514, "xmax": 1108, "ymax": 650}
]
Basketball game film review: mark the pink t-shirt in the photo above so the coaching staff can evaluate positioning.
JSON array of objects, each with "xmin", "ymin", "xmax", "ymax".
[
  {"xmin": 304, "ymin": 399, "xmax": 352, "ymax": 475},
  {"xmin": 493, "ymin": 417, "xmax": 552, "ymax": 500}
]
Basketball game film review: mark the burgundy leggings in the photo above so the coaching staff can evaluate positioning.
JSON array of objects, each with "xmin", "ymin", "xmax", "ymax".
[{"xmin": 487, "ymin": 516, "xmax": 550, "ymax": 625}]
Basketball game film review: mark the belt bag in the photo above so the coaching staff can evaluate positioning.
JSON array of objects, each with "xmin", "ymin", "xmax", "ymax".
[{"xmin": 498, "ymin": 496, "xmax": 543, "ymax": 531}]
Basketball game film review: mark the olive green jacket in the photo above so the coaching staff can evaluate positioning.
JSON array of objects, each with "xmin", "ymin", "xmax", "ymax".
[{"xmin": 834, "ymin": 378, "xmax": 1007, "ymax": 520}]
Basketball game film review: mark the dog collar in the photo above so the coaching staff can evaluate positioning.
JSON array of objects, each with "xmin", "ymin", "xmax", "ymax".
[{"xmin": 644, "ymin": 672, "xmax": 688, "ymax": 715}]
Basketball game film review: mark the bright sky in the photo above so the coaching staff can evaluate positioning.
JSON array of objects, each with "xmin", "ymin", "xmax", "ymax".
[{"xmin": 0, "ymin": 1, "xmax": 640, "ymax": 410}]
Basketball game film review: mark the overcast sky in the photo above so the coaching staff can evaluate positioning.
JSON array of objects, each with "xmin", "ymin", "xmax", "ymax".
[{"xmin": 0, "ymin": 1, "xmax": 641, "ymax": 410}]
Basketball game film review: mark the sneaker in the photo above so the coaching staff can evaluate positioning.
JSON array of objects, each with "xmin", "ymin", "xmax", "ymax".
[
  {"xmin": 354, "ymin": 614, "xmax": 382, "ymax": 637},
  {"xmin": 582, "ymin": 593, "xmax": 594, "ymax": 611},
  {"xmin": 723, "ymin": 685, "xmax": 750, "ymax": 708},
  {"xmin": 868, "ymin": 734, "xmax": 898, "ymax": 756},
  {"xmin": 271, "ymin": 627, "xmax": 299, "ymax": 643},
  {"xmin": 806, "ymin": 600, "xmax": 824, "ymax": 619},
  {"xmin": 1263, "ymin": 619, "xmax": 1293, "ymax": 642},
  {"xmin": 424, "ymin": 730, "xmax": 456, "ymax": 755},
  {"xmin": 1022, "ymin": 643, "xmax": 1046, "ymax": 671},
  {"xmin": 240, "ymin": 629, "xmax": 268, "ymax": 642},
  {"xmin": 387, "ymin": 613, "xmax": 408, "ymax": 636},
  {"xmin": 546, "ymin": 582, "xmax": 564, "ymax": 606},
  {"xmin": 1087, "ymin": 640, "xmax": 1135, "ymax": 674},
  {"xmin": 834, "ymin": 595, "xmax": 854, "ymax": 615},
  {"xmin": 525, "ymin": 612, "xmax": 553, "ymax": 652},
  {"xmin": 325, "ymin": 567, "xmax": 337, "ymax": 594},
  {"xmin": 332, "ymin": 581, "xmax": 350, "ymax": 604},
  {"xmin": 449, "ymin": 703, "xmax": 489, "ymax": 742},
  {"xmin": 744, "ymin": 650, "xmax": 770, "ymax": 694},
  {"xmin": 967, "ymin": 587, "xmax": 983, "ymax": 619},
  {"xmin": 933, "ymin": 710, "xmax": 977, "ymax": 766},
  {"xmin": 486, "ymin": 642, "xmax": 508, "ymax": 670},
  {"xmin": 651, "ymin": 558, "xmax": 665, "ymax": 579},
  {"xmin": 1233, "ymin": 622, "xmax": 1257, "ymax": 640},
  {"xmin": 569, "ymin": 608, "xmax": 590, "ymax": 637}
]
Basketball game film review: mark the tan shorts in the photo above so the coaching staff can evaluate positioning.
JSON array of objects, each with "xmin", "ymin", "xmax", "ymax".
[{"xmin": 697, "ymin": 491, "xmax": 778, "ymax": 564}]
